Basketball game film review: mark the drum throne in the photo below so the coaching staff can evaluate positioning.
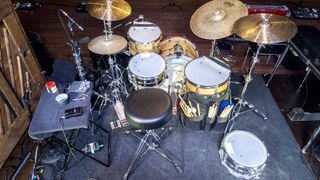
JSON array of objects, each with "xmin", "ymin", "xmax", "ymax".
[{"xmin": 123, "ymin": 88, "xmax": 183, "ymax": 179}]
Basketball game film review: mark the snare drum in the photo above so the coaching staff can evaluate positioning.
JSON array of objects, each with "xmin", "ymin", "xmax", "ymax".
[
  {"xmin": 128, "ymin": 21, "xmax": 162, "ymax": 55},
  {"xmin": 159, "ymin": 37, "xmax": 199, "ymax": 93},
  {"xmin": 185, "ymin": 56, "xmax": 231, "ymax": 97},
  {"xmin": 128, "ymin": 52, "xmax": 166, "ymax": 88},
  {"xmin": 219, "ymin": 130, "xmax": 268, "ymax": 179}
]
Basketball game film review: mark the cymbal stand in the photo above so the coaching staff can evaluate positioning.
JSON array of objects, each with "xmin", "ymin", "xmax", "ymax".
[
  {"xmin": 209, "ymin": 39, "xmax": 220, "ymax": 57},
  {"xmin": 225, "ymin": 43, "xmax": 267, "ymax": 134}
]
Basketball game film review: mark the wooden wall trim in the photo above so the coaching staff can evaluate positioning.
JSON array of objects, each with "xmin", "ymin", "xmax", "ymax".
[
  {"xmin": 0, "ymin": 108, "xmax": 29, "ymax": 168},
  {"xmin": 0, "ymin": 0, "xmax": 13, "ymax": 20}
]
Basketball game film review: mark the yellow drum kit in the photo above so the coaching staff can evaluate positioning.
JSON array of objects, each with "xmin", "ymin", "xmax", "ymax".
[
  {"xmin": 83, "ymin": 0, "xmax": 297, "ymax": 112},
  {"xmin": 72, "ymin": 0, "xmax": 299, "ymax": 178}
]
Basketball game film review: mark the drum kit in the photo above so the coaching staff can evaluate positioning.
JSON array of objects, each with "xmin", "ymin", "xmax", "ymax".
[{"xmin": 59, "ymin": 0, "xmax": 298, "ymax": 179}]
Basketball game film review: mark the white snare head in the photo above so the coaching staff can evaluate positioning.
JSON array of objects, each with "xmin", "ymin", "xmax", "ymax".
[
  {"xmin": 185, "ymin": 56, "xmax": 230, "ymax": 87},
  {"xmin": 129, "ymin": 52, "xmax": 165, "ymax": 78},
  {"xmin": 128, "ymin": 21, "xmax": 161, "ymax": 43},
  {"xmin": 223, "ymin": 130, "xmax": 268, "ymax": 168}
]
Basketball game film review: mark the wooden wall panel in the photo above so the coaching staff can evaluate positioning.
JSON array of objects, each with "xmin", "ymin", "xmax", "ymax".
[{"xmin": 0, "ymin": 0, "xmax": 45, "ymax": 168}]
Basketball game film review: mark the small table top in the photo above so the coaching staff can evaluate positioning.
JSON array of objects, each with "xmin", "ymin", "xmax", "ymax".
[{"xmin": 28, "ymin": 81, "xmax": 92, "ymax": 139}]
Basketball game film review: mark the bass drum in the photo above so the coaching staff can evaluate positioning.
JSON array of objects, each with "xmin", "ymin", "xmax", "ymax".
[
  {"xmin": 185, "ymin": 56, "xmax": 231, "ymax": 98},
  {"xmin": 128, "ymin": 21, "xmax": 162, "ymax": 55},
  {"xmin": 219, "ymin": 130, "xmax": 268, "ymax": 179},
  {"xmin": 128, "ymin": 52, "xmax": 166, "ymax": 89},
  {"xmin": 159, "ymin": 36, "xmax": 199, "ymax": 93}
]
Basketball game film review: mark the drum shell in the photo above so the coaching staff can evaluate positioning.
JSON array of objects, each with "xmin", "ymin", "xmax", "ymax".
[
  {"xmin": 160, "ymin": 36, "xmax": 199, "ymax": 60},
  {"xmin": 129, "ymin": 37, "xmax": 161, "ymax": 55},
  {"xmin": 128, "ymin": 70, "xmax": 166, "ymax": 88},
  {"xmin": 186, "ymin": 80, "xmax": 230, "ymax": 97}
]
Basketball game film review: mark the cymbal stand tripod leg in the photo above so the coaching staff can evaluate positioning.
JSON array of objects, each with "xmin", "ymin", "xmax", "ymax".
[{"xmin": 225, "ymin": 44, "xmax": 268, "ymax": 133}]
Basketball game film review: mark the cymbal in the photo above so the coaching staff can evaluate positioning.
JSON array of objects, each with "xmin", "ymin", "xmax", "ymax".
[
  {"xmin": 190, "ymin": 0, "xmax": 248, "ymax": 40},
  {"xmin": 233, "ymin": 13, "xmax": 298, "ymax": 44},
  {"xmin": 86, "ymin": 0, "xmax": 132, "ymax": 21},
  {"xmin": 88, "ymin": 35, "xmax": 127, "ymax": 55}
]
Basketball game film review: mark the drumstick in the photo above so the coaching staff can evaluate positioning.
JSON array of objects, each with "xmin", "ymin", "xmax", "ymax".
[{"xmin": 197, "ymin": 103, "xmax": 200, "ymax": 116}]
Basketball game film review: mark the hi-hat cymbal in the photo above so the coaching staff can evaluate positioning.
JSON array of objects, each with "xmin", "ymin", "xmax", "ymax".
[
  {"xmin": 233, "ymin": 13, "xmax": 298, "ymax": 44},
  {"xmin": 86, "ymin": 0, "xmax": 131, "ymax": 21},
  {"xmin": 190, "ymin": 0, "xmax": 248, "ymax": 40},
  {"xmin": 88, "ymin": 35, "xmax": 127, "ymax": 55}
]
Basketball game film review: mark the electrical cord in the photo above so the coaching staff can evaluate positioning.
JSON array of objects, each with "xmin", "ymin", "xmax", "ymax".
[
  {"xmin": 300, "ymin": 151, "xmax": 317, "ymax": 180},
  {"xmin": 58, "ymin": 117, "xmax": 93, "ymax": 179}
]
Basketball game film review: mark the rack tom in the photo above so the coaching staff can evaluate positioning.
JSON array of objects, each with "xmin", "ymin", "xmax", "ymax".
[{"xmin": 128, "ymin": 21, "xmax": 162, "ymax": 55}]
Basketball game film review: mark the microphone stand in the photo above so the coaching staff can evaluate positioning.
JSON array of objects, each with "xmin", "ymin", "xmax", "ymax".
[{"xmin": 58, "ymin": 9, "xmax": 87, "ymax": 81}]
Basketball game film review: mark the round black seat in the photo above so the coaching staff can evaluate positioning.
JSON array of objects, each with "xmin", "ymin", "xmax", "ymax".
[{"xmin": 125, "ymin": 88, "xmax": 172, "ymax": 130}]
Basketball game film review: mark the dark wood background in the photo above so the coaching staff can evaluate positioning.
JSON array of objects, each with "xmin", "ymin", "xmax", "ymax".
[{"xmin": 17, "ymin": 0, "xmax": 320, "ymax": 74}]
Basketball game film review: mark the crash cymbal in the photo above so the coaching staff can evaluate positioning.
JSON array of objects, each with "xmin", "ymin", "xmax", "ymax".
[
  {"xmin": 233, "ymin": 13, "xmax": 297, "ymax": 44},
  {"xmin": 86, "ymin": 0, "xmax": 131, "ymax": 21},
  {"xmin": 190, "ymin": 0, "xmax": 248, "ymax": 40},
  {"xmin": 88, "ymin": 35, "xmax": 127, "ymax": 55}
]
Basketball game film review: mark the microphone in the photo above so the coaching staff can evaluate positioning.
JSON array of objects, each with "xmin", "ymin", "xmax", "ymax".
[{"xmin": 59, "ymin": 9, "xmax": 84, "ymax": 31}]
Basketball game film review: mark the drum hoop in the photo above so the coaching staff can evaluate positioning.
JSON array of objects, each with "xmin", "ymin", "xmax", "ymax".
[
  {"xmin": 128, "ymin": 70, "xmax": 166, "ymax": 81},
  {"xmin": 221, "ymin": 130, "xmax": 268, "ymax": 167}
]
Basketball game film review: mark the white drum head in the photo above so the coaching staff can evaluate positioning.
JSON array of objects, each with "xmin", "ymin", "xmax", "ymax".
[
  {"xmin": 129, "ymin": 52, "xmax": 165, "ymax": 78},
  {"xmin": 185, "ymin": 56, "xmax": 230, "ymax": 87},
  {"xmin": 223, "ymin": 130, "xmax": 268, "ymax": 168},
  {"xmin": 128, "ymin": 21, "xmax": 161, "ymax": 43}
]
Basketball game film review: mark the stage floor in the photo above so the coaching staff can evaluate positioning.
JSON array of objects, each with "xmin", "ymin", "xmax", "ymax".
[{"xmin": 61, "ymin": 75, "xmax": 314, "ymax": 180}]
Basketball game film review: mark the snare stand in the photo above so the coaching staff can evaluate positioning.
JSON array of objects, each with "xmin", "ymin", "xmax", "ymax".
[
  {"xmin": 209, "ymin": 39, "xmax": 220, "ymax": 58},
  {"xmin": 225, "ymin": 43, "xmax": 268, "ymax": 133}
]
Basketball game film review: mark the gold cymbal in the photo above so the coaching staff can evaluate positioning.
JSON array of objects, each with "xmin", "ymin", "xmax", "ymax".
[
  {"xmin": 233, "ymin": 13, "xmax": 298, "ymax": 44},
  {"xmin": 88, "ymin": 35, "xmax": 127, "ymax": 55},
  {"xmin": 86, "ymin": 0, "xmax": 131, "ymax": 21},
  {"xmin": 190, "ymin": 0, "xmax": 248, "ymax": 40}
]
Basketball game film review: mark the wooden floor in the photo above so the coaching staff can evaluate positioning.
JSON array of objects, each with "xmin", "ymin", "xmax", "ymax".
[{"xmin": 1, "ymin": 0, "xmax": 320, "ymax": 178}]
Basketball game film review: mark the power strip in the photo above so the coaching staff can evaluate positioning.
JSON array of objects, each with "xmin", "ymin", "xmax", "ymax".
[{"xmin": 291, "ymin": 7, "xmax": 319, "ymax": 19}]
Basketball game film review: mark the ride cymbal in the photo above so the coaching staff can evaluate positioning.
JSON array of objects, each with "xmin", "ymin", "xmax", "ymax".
[
  {"xmin": 86, "ymin": 0, "xmax": 132, "ymax": 21},
  {"xmin": 233, "ymin": 13, "xmax": 298, "ymax": 44},
  {"xmin": 88, "ymin": 35, "xmax": 127, "ymax": 55},
  {"xmin": 190, "ymin": 0, "xmax": 248, "ymax": 40}
]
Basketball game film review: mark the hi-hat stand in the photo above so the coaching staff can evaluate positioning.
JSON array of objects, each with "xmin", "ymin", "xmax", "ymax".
[
  {"xmin": 225, "ymin": 43, "xmax": 268, "ymax": 134},
  {"xmin": 92, "ymin": 0, "xmax": 128, "ymax": 112}
]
